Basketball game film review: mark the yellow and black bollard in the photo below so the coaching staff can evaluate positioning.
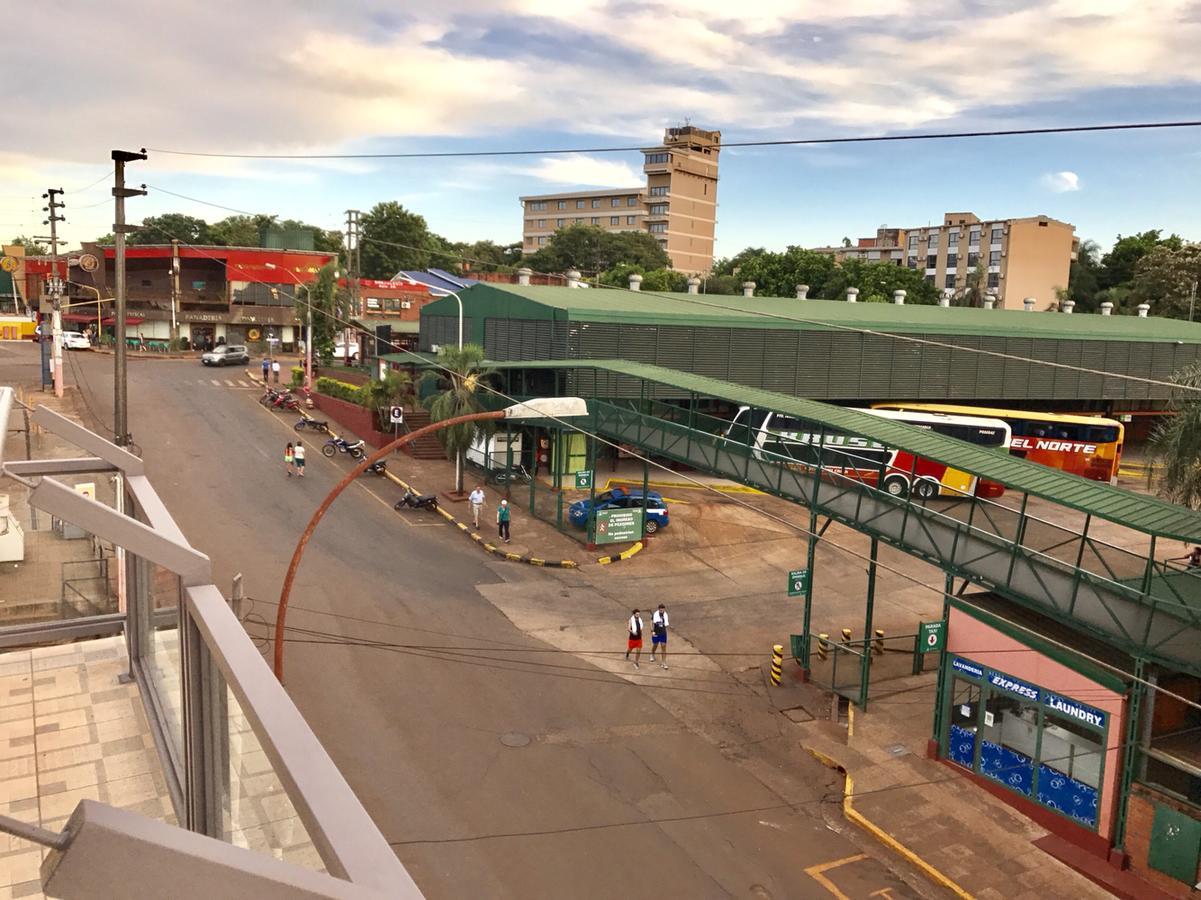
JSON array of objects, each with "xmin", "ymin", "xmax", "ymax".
[
  {"xmin": 817, "ymin": 633, "xmax": 829, "ymax": 661},
  {"xmin": 874, "ymin": 628, "xmax": 885, "ymax": 656},
  {"xmin": 770, "ymin": 644, "xmax": 784, "ymax": 686},
  {"xmin": 841, "ymin": 627, "xmax": 853, "ymax": 644}
]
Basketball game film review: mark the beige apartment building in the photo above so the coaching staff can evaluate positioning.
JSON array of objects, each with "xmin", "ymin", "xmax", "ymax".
[
  {"xmin": 520, "ymin": 126, "xmax": 720, "ymax": 274},
  {"xmin": 815, "ymin": 212, "xmax": 1078, "ymax": 309}
]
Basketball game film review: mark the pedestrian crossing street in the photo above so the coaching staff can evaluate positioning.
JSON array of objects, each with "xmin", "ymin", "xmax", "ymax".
[{"xmin": 192, "ymin": 377, "xmax": 264, "ymax": 391}]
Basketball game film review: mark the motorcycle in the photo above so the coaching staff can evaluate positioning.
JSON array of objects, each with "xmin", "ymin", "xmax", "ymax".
[
  {"xmin": 272, "ymin": 392, "xmax": 300, "ymax": 411},
  {"xmin": 322, "ymin": 437, "xmax": 365, "ymax": 459},
  {"xmin": 365, "ymin": 460, "xmax": 387, "ymax": 476},
  {"xmin": 259, "ymin": 388, "xmax": 285, "ymax": 406},
  {"xmin": 394, "ymin": 490, "xmax": 439, "ymax": 512},
  {"xmin": 489, "ymin": 463, "xmax": 532, "ymax": 485},
  {"xmin": 293, "ymin": 417, "xmax": 330, "ymax": 433}
]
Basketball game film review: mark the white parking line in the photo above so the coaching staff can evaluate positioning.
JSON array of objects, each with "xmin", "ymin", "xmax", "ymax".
[
  {"xmin": 210, "ymin": 379, "xmax": 221, "ymax": 386},
  {"xmin": 236, "ymin": 380, "xmax": 249, "ymax": 388},
  {"xmin": 224, "ymin": 380, "xmax": 235, "ymax": 387}
]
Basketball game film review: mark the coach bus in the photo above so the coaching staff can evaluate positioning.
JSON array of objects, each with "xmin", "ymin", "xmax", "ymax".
[
  {"xmin": 871, "ymin": 403, "xmax": 1124, "ymax": 483},
  {"xmin": 724, "ymin": 406, "xmax": 1010, "ymax": 500}
]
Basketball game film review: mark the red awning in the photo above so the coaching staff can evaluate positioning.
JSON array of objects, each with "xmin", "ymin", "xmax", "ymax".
[
  {"xmin": 62, "ymin": 312, "xmax": 99, "ymax": 323},
  {"xmin": 101, "ymin": 316, "xmax": 146, "ymax": 326}
]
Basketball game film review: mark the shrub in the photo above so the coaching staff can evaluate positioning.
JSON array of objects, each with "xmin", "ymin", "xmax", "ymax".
[
  {"xmin": 314, "ymin": 376, "xmax": 365, "ymax": 404},
  {"xmin": 290, "ymin": 366, "xmax": 304, "ymax": 388}
]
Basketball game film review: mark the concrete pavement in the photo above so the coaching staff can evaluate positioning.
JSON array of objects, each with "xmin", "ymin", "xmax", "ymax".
[{"xmin": 21, "ymin": 344, "xmax": 925, "ymax": 899}]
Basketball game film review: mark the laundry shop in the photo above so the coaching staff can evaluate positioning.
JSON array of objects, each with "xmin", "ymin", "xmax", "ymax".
[{"xmin": 938, "ymin": 601, "xmax": 1126, "ymax": 843}]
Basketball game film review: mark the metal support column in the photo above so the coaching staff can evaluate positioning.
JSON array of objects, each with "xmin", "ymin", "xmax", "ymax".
[
  {"xmin": 801, "ymin": 505, "xmax": 818, "ymax": 677},
  {"xmin": 1112, "ymin": 658, "xmax": 1146, "ymax": 850},
  {"xmin": 585, "ymin": 414, "xmax": 598, "ymax": 546},
  {"xmin": 931, "ymin": 572, "xmax": 954, "ymax": 745},
  {"xmin": 111, "ymin": 149, "xmax": 147, "ymax": 447},
  {"xmin": 858, "ymin": 536, "xmax": 878, "ymax": 710},
  {"xmin": 641, "ymin": 455, "xmax": 650, "ymax": 541},
  {"xmin": 181, "ymin": 607, "xmax": 223, "ymax": 837}
]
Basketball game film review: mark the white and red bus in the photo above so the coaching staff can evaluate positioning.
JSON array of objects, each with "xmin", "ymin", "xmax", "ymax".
[
  {"xmin": 872, "ymin": 404, "xmax": 1124, "ymax": 483},
  {"xmin": 724, "ymin": 406, "xmax": 1010, "ymax": 500}
]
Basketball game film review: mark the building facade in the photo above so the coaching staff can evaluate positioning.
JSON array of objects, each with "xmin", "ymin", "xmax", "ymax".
[
  {"xmin": 815, "ymin": 212, "xmax": 1078, "ymax": 310},
  {"xmin": 519, "ymin": 126, "xmax": 721, "ymax": 274}
]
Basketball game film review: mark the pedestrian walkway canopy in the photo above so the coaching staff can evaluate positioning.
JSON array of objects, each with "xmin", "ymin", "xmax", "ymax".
[{"xmin": 501, "ymin": 359, "xmax": 1201, "ymax": 543}]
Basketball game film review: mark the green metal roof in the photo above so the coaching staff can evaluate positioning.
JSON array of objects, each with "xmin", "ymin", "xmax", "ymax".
[
  {"xmin": 440, "ymin": 283, "xmax": 1201, "ymax": 344},
  {"xmin": 499, "ymin": 358, "xmax": 1201, "ymax": 542}
]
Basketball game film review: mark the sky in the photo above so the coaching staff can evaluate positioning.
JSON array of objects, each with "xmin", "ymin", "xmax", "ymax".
[{"xmin": 2, "ymin": 0, "xmax": 1200, "ymax": 258}]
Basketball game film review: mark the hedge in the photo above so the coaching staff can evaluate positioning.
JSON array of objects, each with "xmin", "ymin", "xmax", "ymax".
[{"xmin": 315, "ymin": 376, "xmax": 366, "ymax": 404}]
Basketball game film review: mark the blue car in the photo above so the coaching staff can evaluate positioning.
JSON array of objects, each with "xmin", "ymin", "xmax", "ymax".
[{"xmin": 568, "ymin": 487, "xmax": 670, "ymax": 534}]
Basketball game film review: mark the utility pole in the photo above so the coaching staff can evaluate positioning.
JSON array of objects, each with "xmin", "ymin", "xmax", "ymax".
[
  {"xmin": 1189, "ymin": 280, "xmax": 1197, "ymax": 323},
  {"xmin": 112, "ymin": 149, "xmax": 147, "ymax": 447},
  {"xmin": 43, "ymin": 188, "xmax": 65, "ymax": 398},
  {"xmin": 170, "ymin": 239, "xmax": 180, "ymax": 348},
  {"xmin": 344, "ymin": 209, "xmax": 361, "ymax": 366}
]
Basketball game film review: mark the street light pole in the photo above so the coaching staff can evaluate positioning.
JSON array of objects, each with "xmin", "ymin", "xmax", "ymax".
[
  {"xmin": 273, "ymin": 397, "xmax": 588, "ymax": 681},
  {"xmin": 111, "ymin": 149, "xmax": 146, "ymax": 447},
  {"xmin": 429, "ymin": 287, "xmax": 465, "ymax": 490},
  {"xmin": 265, "ymin": 262, "xmax": 313, "ymax": 392}
]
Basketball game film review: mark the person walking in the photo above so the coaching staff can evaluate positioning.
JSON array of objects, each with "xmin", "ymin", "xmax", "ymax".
[
  {"xmin": 497, "ymin": 499, "xmax": 511, "ymax": 543},
  {"xmin": 272, "ymin": 359, "xmax": 281, "ymax": 384},
  {"xmin": 261, "ymin": 357, "xmax": 271, "ymax": 384},
  {"xmin": 468, "ymin": 484, "xmax": 486, "ymax": 530},
  {"xmin": 625, "ymin": 609, "xmax": 644, "ymax": 668},
  {"xmin": 284, "ymin": 442, "xmax": 294, "ymax": 477},
  {"xmin": 293, "ymin": 441, "xmax": 306, "ymax": 477},
  {"xmin": 650, "ymin": 604, "xmax": 669, "ymax": 669}
]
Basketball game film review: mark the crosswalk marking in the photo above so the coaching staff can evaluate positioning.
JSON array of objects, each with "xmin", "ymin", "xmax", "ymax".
[
  {"xmin": 237, "ymin": 380, "xmax": 249, "ymax": 387},
  {"xmin": 210, "ymin": 379, "xmax": 220, "ymax": 386}
]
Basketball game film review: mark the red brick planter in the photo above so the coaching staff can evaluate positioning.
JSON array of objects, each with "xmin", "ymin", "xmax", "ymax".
[{"xmin": 309, "ymin": 393, "xmax": 390, "ymax": 448}]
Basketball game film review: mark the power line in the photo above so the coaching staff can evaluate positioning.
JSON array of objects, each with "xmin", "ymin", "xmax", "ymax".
[
  {"xmin": 142, "ymin": 228, "xmax": 1201, "ymax": 712},
  {"xmin": 144, "ymin": 119, "xmax": 1201, "ymax": 160}
]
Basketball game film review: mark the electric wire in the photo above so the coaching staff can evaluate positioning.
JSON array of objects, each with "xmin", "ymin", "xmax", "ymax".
[
  {"xmin": 144, "ymin": 228, "xmax": 1201, "ymax": 714},
  {"xmin": 144, "ymin": 119, "xmax": 1201, "ymax": 160}
]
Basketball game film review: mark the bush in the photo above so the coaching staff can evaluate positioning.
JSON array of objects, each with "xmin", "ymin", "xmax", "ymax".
[
  {"xmin": 290, "ymin": 366, "xmax": 304, "ymax": 388},
  {"xmin": 314, "ymin": 376, "xmax": 365, "ymax": 403}
]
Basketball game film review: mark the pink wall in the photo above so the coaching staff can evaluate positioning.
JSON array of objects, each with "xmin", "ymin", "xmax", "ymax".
[{"xmin": 947, "ymin": 607, "xmax": 1127, "ymax": 840}]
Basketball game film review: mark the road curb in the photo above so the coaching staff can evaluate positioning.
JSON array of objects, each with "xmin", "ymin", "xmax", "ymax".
[
  {"xmin": 382, "ymin": 470, "xmax": 579, "ymax": 568},
  {"xmin": 804, "ymin": 710, "xmax": 973, "ymax": 900},
  {"xmin": 597, "ymin": 541, "xmax": 644, "ymax": 565}
]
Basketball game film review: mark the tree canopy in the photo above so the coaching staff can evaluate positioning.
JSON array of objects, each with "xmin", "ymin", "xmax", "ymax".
[
  {"xmin": 358, "ymin": 202, "xmax": 448, "ymax": 278},
  {"xmin": 522, "ymin": 224, "xmax": 670, "ymax": 275},
  {"xmin": 6, "ymin": 235, "xmax": 50, "ymax": 255}
]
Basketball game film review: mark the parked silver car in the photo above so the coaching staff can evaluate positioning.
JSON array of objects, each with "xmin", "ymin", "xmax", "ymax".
[{"xmin": 200, "ymin": 344, "xmax": 249, "ymax": 366}]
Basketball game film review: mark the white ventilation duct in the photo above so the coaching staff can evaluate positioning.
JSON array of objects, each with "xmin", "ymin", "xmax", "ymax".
[
  {"xmin": 795, "ymin": 284, "xmax": 809, "ymax": 300},
  {"xmin": 1137, "ymin": 303, "xmax": 1150, "ymax": 318},
  {"xmin": 938, "ymin": 289, "xmax": 952, "ymax": 308},
  {"xmin": 982, "ymin": 298, "xmax": 995, "ymax": 310},
  {"xmin": 1023, "ymin": 297, "xmax": 1036, "ymax": 312},
  {"xmin": 566, "ymin": 269, "xmax": 582, "ymax": 288},
  {"xmin": 1100, "ymin": 302, "xmax": 1113, "ymax": 316},
  {"xmin": 628, "ymin": 273, "xmax": 642, "ymax": 291},
  {"xmin": 893, "ymin": 290, "xmax": 905, "ymax": 305},
  {"xmin": 741, "ymin": 281, "xmax": 756, "ymax": 297},
  {"xmin": 1062, "ymin": 300, "xmax": 1075, "ymax": 314},
  {"xmin": 516, "ymin": 267, "xmax": 532, "ymax": 286},
  {"xmin": 846, "ymin": 287, "xmax": 859, "ymax": 303},
  {"xmin": 686, "ymin": 276, "xmax": 700, "ymax": 295}
]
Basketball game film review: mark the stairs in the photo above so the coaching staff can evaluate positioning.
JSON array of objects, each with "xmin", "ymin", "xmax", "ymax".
[{"xmin": 401, "ymin": 410, "xmax": 448, "ymax": 460}]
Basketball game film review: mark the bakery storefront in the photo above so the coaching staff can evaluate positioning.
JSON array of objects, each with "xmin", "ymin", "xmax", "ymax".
[{"xmin": 938, "ymin": 602, "xmax": 1128, "ymax": 845}]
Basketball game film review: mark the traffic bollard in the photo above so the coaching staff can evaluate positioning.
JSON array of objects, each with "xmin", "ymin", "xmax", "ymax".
[
  {"xmin": 841, "ymin": 627, "xmax": 852, "ymax": 644},
  {"xmin": 817, "ymin": 633, "xmax": 829, "ymax": 661},
  {"xmin": 770, "ymin": 644, "xmax": 783, "ymax": 686},
  {"xmin": 874, "ymin": 628, "xmax": 885, "ymax": 656}
]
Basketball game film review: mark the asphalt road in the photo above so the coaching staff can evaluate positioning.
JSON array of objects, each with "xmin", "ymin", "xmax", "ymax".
[{"xmin": 11, "ymin": 345, "xmax": 922, "ymax": 900}]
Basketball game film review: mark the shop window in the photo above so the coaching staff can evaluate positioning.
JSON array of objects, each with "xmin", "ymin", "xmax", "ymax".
[
  {"xmin": 979, "ymin": 691, "xmax": 1038, "ymax": 796},
  {"xmin": 948, "ymin": 677, "xmax": 981, "ymax": 770},
  {"xmin": 1038, "ymin": 707, "xmax": 1102, "ymax": 827}
]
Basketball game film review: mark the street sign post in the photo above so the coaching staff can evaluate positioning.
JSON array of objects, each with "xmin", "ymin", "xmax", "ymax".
[
  {"xmin": 574, "ymin": 469, "xmax": 592, "ymax": 490},
  {"xmin": 389, "ymin": 406, "xmax": 404, "ymax": 425},
  {"xmin": 595, "ymin": 507, "xmax": 642, "ymax": 545},
  {"xmin": 919, "ymin": 620, "xmax": 945, "ymax": 654},
  {"xmin": 787, "ymin": 569, "xmax": 809, "ymax": 597}
]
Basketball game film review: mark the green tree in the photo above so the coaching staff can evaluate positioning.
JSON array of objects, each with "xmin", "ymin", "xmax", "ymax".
[
  {"xmin": 1099, "ymin": 230, "xmax": 1184, "ymax": 290},
  {"xmin": 1150, "ymin": 364, "xmax": 1201, "ymax": 508},
  {"xmin": 209, "ymin": 214, "xmax": 276, "ymax": 246},
  {"xmin": 822, "ymin": 258, "xmax": 939, "ymax": 304},
  {"xmin": 129, "ymin": 213, "xmax": 211, "ymax": 245},
  {"xmin": 447, "ymin": 239, "xmax": 521, "ymax": 274},
  {"xmin": 359, "ymin": 202, "xmax": 444, "ymax": 278},
  {"xmin": 1131, "ymin": 243, "xmax": 1201, "ymax": 319},
  {"xmin": 7, "ymin": 236, "xmax": 49, "ymax": 255},
  {"xmin": 421, "ymin": 344, "xmax": 497, "ymax": 493},
  {"xmin": 524, "ymin": 225, "xmax": 669, "ymax": 274},
  {"xmin": 958, "ymin": 261, "xmax": 989, "ymax": 307},
  {"xmin": 1066, "ymin": 239, "xmax": 1102, "ymax": 311},
  {"xmin": 599, "ymin": 264, "xmax": 688, "ymax": 292},
  {"xmin": 736, "ymin": 246, "xmax": 837, "ymax": 298},
  {"xmin": 713, "ymin": 247, "xmax": 767, "ymax": 277},
  {"xmin": 301, "ymin": 262, "xmax": 342, "ymax": 363},
  {"xmin": 360, "ymin": 369, "xmax": 414, "ymax": 430}
]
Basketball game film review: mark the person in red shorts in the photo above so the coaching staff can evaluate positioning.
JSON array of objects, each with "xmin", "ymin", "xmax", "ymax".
[{"xmin": 625, "ymin": 609, "xmax": 644, "ymax": 669}]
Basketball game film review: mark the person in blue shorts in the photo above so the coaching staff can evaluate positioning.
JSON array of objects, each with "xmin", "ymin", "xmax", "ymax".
[{"xmin": 650, "ymin": 604, "xmax": 669, "ymax": 669}]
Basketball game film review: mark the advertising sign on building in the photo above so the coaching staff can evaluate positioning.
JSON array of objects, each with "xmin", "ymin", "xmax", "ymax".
[{"xmin": 595, "ymin": 507, "xmax": 642, "ymax": 545}]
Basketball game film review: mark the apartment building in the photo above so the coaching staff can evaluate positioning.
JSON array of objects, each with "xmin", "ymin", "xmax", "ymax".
[
  {"xmin": 815, "ymin": 212, "xmax": 1078, "ymax": 309},
  {"xmin": 519, "ymin": 125, "xmax": 721, "ymax": 273}
]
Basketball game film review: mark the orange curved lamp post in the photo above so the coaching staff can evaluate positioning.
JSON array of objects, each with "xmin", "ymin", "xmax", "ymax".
[{"xmin": 274, "ymin": 409, "xmax": 504, "ymax": 681}]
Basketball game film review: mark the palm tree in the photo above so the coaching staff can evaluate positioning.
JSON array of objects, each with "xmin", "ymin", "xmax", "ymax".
[
  {"xmin": 360, "ymin": 369, "xmax": 413, "ymax": 431},
  {"xmin": 421, "ymin": 344, "xmax": 497, "ymax": 493},
  {"xmin": 1150, "ymin": 364, "xmax": 1201, "ymax": 508}
]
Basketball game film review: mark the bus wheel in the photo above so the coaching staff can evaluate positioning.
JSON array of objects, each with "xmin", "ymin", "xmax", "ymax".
[
  {"xmin": 914, "ymin": 479, "xmax": 938, "ymax": 500},
  {"xmin": 883, "ymin": 475, "xmax": 909, "ymax": 498}
]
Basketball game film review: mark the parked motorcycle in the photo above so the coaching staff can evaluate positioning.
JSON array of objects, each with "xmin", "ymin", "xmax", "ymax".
[
  {"xmin": 272, "ymin": 392, "xmax": 300, "ymax": 411},
  {"xmin": 395, "ymin": 490, "xmax": 438, "ymax": 512},
  {"xmin": 293, "ymin": 417, "xmax": 330, "ymax": 433},
  {"xmin": 322, "ymin": 437, "xmax": 366, "ymax": 459},
  {"xmin": 365, "ymin": 460, "xmax": 387, "ymax": 476},
  {"xmin": 488, "ymin": 463, "xmax": 532, "ymax": 485},
  {"xmin": 259, "ymin": 388, "xmax": 285, "ymax": 406}
]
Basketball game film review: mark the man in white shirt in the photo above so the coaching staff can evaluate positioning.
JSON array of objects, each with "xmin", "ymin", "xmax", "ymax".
[
  {"xmin": 625, "ymin": 609, "xmax": 644, "ymax": 669},
  {"xmin": 468, "ymin": 485, "xmax": 486, "ymax": 529},
  {"xmin": 650, "ymin": 604, "xmax": 669, "ymax": 669}
]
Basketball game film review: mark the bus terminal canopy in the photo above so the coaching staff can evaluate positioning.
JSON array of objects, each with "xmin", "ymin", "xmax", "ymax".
[{"xmin": 496, "ymin": 359, "xmax": 1201, "ymax": 544}]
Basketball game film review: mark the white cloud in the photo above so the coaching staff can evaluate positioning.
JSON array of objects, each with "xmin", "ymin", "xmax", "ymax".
[
  {"xmin": 522, "ymin": 155, "xmax": 644, "ymax": 188},
  {"xmin": 1041, "ymin": 171, "xmax": 1081, "ymax": 192}
]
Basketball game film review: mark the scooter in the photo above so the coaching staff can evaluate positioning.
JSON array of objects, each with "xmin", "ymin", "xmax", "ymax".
[
  {"xmin": 322, "ymin": 437, "xmax": 366, "ymax": 459},
  {"xmin": 394, "ymin": 490, "xmax": 438, "ymax": 512}
]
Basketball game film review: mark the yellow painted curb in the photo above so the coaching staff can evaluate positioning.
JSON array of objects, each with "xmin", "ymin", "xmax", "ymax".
[
  {"xmin": 597, "ymin": 541, "xmax": 643, "ymax": 565},
  {"xmin": 805, "ymin": 717, "xmax": 973, "ymax": 900}
]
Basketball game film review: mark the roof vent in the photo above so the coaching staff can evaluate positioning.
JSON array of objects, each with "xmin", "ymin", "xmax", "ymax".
[
  {"xmin": 1023, "ymin": 297, "xmax": 1036, "ymax": 312},
  {"xmin": 516, "ymin": 267, "xmax": 532, "ymax": 286},
  {"xmin": 566, "ymin": 269, "xmax": 582, "ymax": 288},
  {"xmin": 1137, "ymin": 303, "xmax": 1150, "ymax": 317},
  {"xmin": 742, "ymin": 281, "xmax": 756, "ymax": 297},
  {"xmin": 893, "ymin": 290, "xmax": 905, "ymax": 305},
  {"xmin": 939, "ymin": 289, "xmax": 952, "ymax": 308},
  {"xmin": 1062, "ymin": 300, "xmax": 1075, "ymax": 314},
  {"xmin": 846, "ymin": 287, "xmax": 859, "ymax": 303},
  {"xmin": 628, "ymin": 273, "xmax": 642, "ymax": 291},
  {"xmin": 1100, "ymin": 301, "xmax": 1113, "ymax": 316},
  {"xmin": 796, "ymin": 284, "xmax": 809, "ymax": 300},
  {"xmin": 687, "ymin": 276, "xmax": 700, "ymax": 295}
]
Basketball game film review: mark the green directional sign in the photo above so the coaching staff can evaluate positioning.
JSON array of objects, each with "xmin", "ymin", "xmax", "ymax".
[
  {"xmin": 595, "ymin": 507, "xmax": 643, "ymax": 545},
  {"xmin": 919, "ymin": 620, "xmax": 945, "ymax": 654},
  {"xmin": 575, "ymin": 469, "xmax": 592, "ymax": 490},
  {"xmin": 787, "ymin": 569, "xmax": 810, "ymax": 596}
]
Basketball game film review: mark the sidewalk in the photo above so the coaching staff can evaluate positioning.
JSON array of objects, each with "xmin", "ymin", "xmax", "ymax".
[{"xmin": 797, "ymin": 678, "xmax": 1116, "ymax": 900}]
